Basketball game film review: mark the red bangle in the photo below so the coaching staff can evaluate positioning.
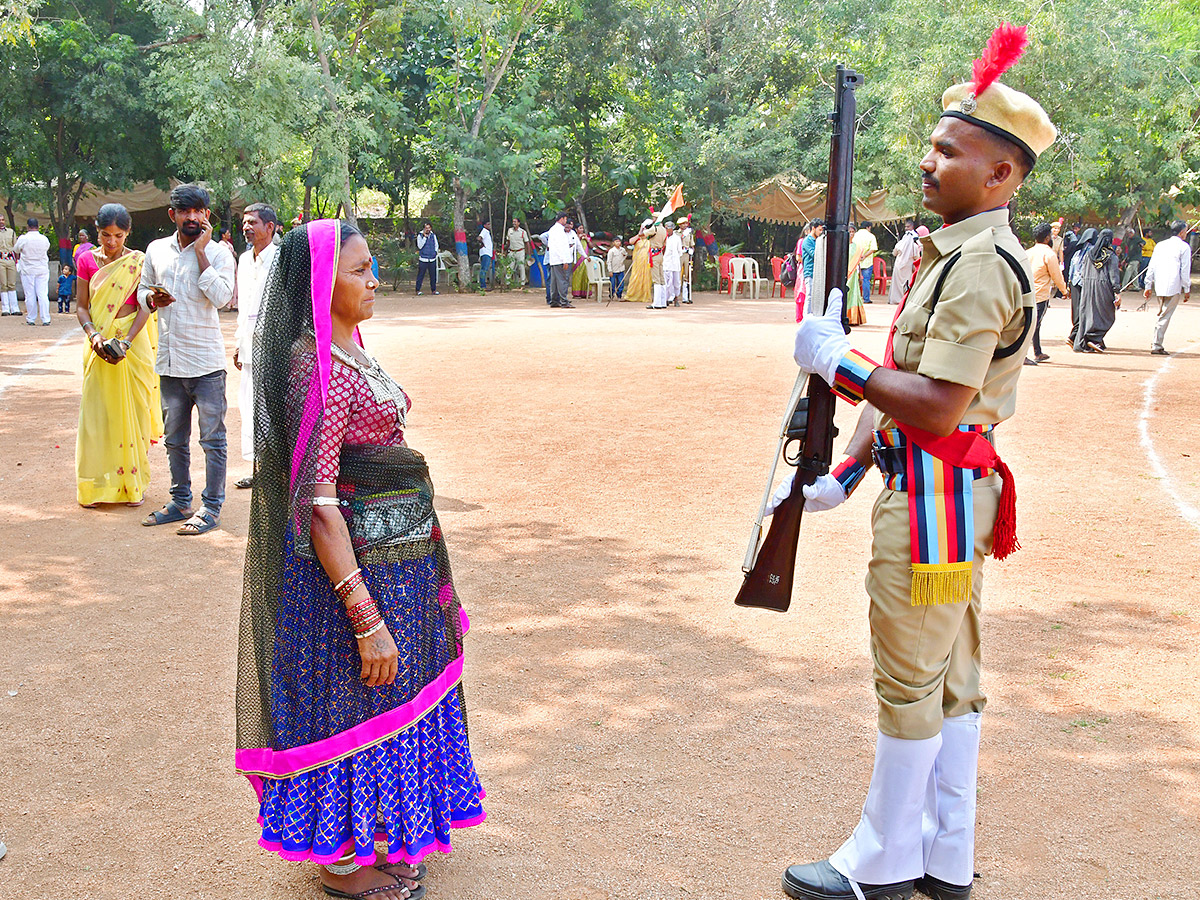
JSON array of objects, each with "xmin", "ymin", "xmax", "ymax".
[{"xmin": 334, "ymin": 568, "xmax": 366, "ymax": 603}]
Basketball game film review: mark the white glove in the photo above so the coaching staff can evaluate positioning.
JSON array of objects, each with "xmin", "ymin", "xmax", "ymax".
[
  {"xmin": 764, "ymin": 471, "xmax": 795, "ymax": 516},
  {"xmin": 764, "ymin": 471, "xmax": 848, "ymax": 516},
  {"xmin": 800, "ymin": 474, "xmax": 848, "ymax": 512},
  {"xmin": 794, "ymin": 288, "xmax": 850, "ymax": 384}
]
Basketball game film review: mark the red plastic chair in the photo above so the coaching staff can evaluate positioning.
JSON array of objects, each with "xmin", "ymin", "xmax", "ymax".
[
  {"xmin": 873, "ymin": 257, "xmax": 889, "ymax": 297},
  {"xmin": 718, "ymin": 252, "xmax": 734, "ymax": 294},
  {"xmin": 770, "ymin": 256, "xmax": 785, "ymax": 297}
]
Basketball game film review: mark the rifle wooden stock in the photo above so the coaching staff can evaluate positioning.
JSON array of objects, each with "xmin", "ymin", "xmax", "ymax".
[{"xmin": 735, "ymin": 64, "xmax": 863, "ymax": 613}]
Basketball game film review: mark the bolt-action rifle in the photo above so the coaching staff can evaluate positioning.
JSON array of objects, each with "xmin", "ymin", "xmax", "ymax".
[{"xmin": 734, "ymin": 64, "xmax": 863, "ymax": 612}]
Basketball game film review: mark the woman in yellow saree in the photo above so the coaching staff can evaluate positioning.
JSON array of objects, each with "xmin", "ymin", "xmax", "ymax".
[
  {"xmin": 75, "ymin": 203, "xmax": 162, "ymax": 507},
  {"xmin": 622, "ymin": 227, "xmax": 652, "ymax": 303}
]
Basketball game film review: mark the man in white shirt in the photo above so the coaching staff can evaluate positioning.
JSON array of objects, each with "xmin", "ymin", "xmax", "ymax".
[
  {"xmin": 13, "ymin": 218, "xmax": 52, "ymax": 325},
  {"xmin": 137, "ymin": 183, "xmax": 236, "ymax": 535},
  {"xmin": 662, "ymin": 221, "xmax": 684, "ymax": 306},
  {"xmin": 506, "ymin": 217, "xmax": 530, "ymax": 286},
  {"xmin": 888, "ymin": 220, "xmax": 920, "ymax": 305},
  {"xmin": 606, "ymin": 237, "xmax": 627, "ymax": 299},
  {"xmin": 1143, "ymin": 220, "xmax": 1193, "ymax": 356},
  {"xmin": 478, "ymin": 221, "xmax": 494, "ymax": 290},
  {"xmin": 232, "ymin": 203, "xmax": 279, "ymax": 487},
  {"xmin": 543, "ymin": 212, "xmax": 575, "ymax": 308}
]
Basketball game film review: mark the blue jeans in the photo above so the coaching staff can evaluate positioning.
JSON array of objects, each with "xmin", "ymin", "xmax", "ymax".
[
  {"xmin": 160, "ymin": 371, "xmax": 227, "ymax": 516},
  {"xmin": 479, "ymin": 255, "xmax": 493, "ymax": 288},
  {"xmin": 861, "ymin": 266, "xmax": 872, "ymax": 303},
  {"xmin": 610, "ymin": 272, "xmax": 625, "ymax": 298}
]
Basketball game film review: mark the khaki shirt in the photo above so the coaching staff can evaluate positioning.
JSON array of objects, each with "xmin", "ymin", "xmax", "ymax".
[
  {"xmin": 645, "ymin": 225, "xmax": 668, "ymax": 283},
  {"xmin": 877, "ymin": 208, "xmax": 1033, "ymax": 430},
  {"xmin": 0, "ymin": 226, "xmax": 14, "ymax": 261}
]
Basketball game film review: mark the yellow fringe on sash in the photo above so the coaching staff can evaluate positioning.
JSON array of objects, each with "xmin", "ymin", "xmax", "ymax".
[{"xmin": 910, "ymin": 561, "xmax": 973, "ymax": 606}]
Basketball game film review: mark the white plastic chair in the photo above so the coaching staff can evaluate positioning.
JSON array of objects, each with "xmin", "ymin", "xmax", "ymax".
[
  {"xmin": 749, "ymin": 259, "xmax": 769, "ymax": 299},
  {"xmin": 729, "ymin": 257, "xmax": 755, "ymax": 298},
  {"xmin": 584, "ymin": 257, "xmax": 610, "ymax": 302}
]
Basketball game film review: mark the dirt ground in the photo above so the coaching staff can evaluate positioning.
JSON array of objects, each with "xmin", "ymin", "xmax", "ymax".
[{"xmin": 1, "ymin": 283, "xmax": 1198, "ymax": 900}]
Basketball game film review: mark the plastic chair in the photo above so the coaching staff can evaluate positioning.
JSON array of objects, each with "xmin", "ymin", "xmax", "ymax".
[
  {"xmin": 718, "ymin": 252, "xmax": 735, "ymax": 294},
  {"xmin": 769, "ymin": 256, "xmax": 785, "ymax": 297},
  {"xmin": 583, "ymin": 257, "xmax": 610, "ymax": 302},
  {"xmin": 729, "ymin": 257, "xmax": 755, "ymax": 298},
  {"xmin": 750, "ymin": 259, "xmax": 770, "ymax": 298},
  {"xmin": 873, "ymin": 257, "xmax": 889, "ymax": 297}
]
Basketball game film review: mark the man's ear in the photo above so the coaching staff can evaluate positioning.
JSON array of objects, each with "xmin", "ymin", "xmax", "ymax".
[
  {"xmin": 168, "ymin": 208, "xmax": 177, "ymax": 226},
  {"xmin": 987, "ymin": 159, "xmax": 1015, "ymax": 190}
]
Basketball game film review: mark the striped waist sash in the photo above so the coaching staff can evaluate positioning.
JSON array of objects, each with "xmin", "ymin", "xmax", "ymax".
[{"xmin": 872, "ymin": 423, "xmax": 1017, "ymax": 606}]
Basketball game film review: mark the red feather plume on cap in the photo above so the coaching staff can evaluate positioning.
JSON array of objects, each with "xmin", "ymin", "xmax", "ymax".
[{"xmin": 970, "ymin": 23, "xmax": 1028, "ymax": 98}]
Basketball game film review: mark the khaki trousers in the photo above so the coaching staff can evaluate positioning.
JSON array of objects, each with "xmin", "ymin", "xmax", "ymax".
[
  {"xmin": 866, "ymin": 474, "xmax": 1000, "ymax": 740},
  {"xmin": 0, "ymin": 261, "xmax": 15, "ymax": 291}
]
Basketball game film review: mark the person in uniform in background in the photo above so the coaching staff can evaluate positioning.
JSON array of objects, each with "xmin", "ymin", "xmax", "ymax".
[
  {"xmin": 772, "ymin": 26, "xmax": 1055, "ymax": 900},
  {"xmin": 662, "ymin": 221, "xmax": 683, "ymax": 306},
  {"xmin": 644, "ymin": 219, "xmax": 669, "ymax": 309},
  {"xmin": 14, "ymin": 217, "xmax": 53, "ymax": 326},
  {"xmin": 506, "ymin": 216, "xmax": 531, "ymax": 287},
  {"xmin": 678, "ymin": 217, "xmax": 695, "ymax": 303},
  {"xmin": 606, "ymin": 235, "xmax": 627, "ymax": 299},
  {"xmin": 1050, "ymin": 219, "xmax": 1064, "ymax": 270},
  {"xmin": 0, "ymin": 218, "xmax": 18, "ymax": 316},
  {"xmin": 233, "ymin": 202, "xmax": 279, "ymax": 489}
]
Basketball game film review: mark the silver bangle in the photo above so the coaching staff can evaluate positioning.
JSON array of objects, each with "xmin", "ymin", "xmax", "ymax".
[
  {"xmin": 355, "ymin": 620, "xmax": 386, "ymax": 640},
  {"xmin": 312, "ymin": 496, "xmax": 341, "ymax": 507}
]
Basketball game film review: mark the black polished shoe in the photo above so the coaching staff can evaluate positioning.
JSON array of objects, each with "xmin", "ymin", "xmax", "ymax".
[
  {"xmin": 913, "ymin": 873, "xmax": 972, "ymax": 899},
  {"xmin": 782, "ymin": 860, "xmax": 914, "ymax": 900}
]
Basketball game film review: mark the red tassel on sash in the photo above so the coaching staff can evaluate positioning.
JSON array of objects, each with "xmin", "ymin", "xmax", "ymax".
[{"xmin": 896, "ymin": 421, "xmax": 1020, "ymax": 561}]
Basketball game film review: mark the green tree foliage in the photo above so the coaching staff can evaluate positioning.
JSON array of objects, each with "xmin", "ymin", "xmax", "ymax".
[
  {"xmin": 0, "ymin": 0, "xmax": 168, "ymax": 238},
  {"xmin": 2, "ymin": 0, "xmax": 1197, "ymax": 264},
  {"xmin": 147, "ymin": 0, "xmax": 318, "ymax": 213}
]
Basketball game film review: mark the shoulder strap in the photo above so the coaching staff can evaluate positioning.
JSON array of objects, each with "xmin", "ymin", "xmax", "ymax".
[{"xmin": 928, "ymin": 242, "xmax": 1033, "ymax": 360}]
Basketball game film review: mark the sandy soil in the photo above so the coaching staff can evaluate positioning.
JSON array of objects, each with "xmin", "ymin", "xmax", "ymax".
[{"xmin": 1, "ymin": 284, "xmax": 1198, "ymax": 900}]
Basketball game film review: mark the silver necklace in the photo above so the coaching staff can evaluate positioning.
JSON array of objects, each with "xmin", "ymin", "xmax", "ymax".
[{"xmin": 330, "ymin": 343, "xmax": 408, "ymax": 427}]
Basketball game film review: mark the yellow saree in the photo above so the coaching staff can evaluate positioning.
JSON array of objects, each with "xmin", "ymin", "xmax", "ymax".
[
  {"xmin": 76, "ymin": 250, "xmax": 163, "ymax": 506},
  {"xmin": 623, "ymin": 238, "xmax": 651, "ymax": 302}
]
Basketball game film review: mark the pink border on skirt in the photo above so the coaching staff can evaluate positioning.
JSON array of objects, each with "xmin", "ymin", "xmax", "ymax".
[
  {"xmin": 236, "ymin": 611, "xmax": 472, "ymax": 780},
  {"xmin": 255, "ymin": 797, "xmax": 487, "ymax": 866}
]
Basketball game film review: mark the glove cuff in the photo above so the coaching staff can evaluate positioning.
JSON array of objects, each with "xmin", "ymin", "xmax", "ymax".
[
  {"xmin": 832, "ymin": 457, "xmax": 867, "ymax": 497},
  {"xmin": 831, "ymin": 349, "xmax": 880, "ymax": 405}
]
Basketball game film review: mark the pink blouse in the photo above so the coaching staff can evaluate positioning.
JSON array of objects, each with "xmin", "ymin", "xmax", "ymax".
[
  {"xmin": 76, "ymin": 249, "xmax": 139, "ymax": 307},
  {"xmin": 314, "ymin": 356, "xmax": 411, "ymax": 484}
]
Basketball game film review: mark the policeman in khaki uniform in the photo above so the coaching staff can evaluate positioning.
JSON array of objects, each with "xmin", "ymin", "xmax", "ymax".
[
  {"xmin": 644, "ymin": 219, "xmax": 669, "ymax": 309},
  {"xmin": 768, "ymin": 29, "xmax": 1056, "ymax": 900},
  {"xmin": 0, "ymin": 220, "xmax": 18, "ymax": 315},
  {"xmin": 678, "ymin": 217, "xmax": 695, "ymax": 303}
]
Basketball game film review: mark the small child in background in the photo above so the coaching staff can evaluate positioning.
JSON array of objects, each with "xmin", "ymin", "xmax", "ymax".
[{"xmin": 58, "ymin": 263, "xmax": 75, "ymax": 313}]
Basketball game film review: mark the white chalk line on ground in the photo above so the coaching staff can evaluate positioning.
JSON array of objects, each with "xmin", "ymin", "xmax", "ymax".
[
  {"xmin": 0, "ymin": 328, "xmax": 77, "ymax": 405},
  {"xmin": 1139, "ymin": 340, "xmax": 1200, "ymax": 533}
]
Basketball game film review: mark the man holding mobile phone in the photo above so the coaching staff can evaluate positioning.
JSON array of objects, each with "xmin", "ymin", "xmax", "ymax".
[{"xmin": 137, "ymin": 183, "xmax": 235, "ymax": 536}]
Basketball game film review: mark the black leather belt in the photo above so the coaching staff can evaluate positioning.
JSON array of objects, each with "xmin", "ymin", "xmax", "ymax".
[{"xmin": 872, "ymin": 444, "xmax": 906, "ymax": 478}]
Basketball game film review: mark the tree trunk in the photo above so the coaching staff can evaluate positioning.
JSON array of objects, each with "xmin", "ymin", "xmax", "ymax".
[
  {"xmin": 453, "ymin": 179, "xmax": 470, "ymax": 290},
  {"xmin": 1116, "ymin": 202, "xmax": 1141, "ymax": 241}
]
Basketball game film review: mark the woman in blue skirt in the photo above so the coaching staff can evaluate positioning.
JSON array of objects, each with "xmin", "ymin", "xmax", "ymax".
[{"xmin": 236, "ymin": 220, "xmax": 484, "ymax": 900}]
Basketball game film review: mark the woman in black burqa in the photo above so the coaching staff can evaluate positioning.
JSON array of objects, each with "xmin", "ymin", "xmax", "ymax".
[{"xmin": 1073, "ymin": 228, "xmax": 1121, "ymax": 353}]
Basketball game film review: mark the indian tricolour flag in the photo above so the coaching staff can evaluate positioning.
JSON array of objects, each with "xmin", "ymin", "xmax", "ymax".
[{"xmin": 652, "ymin": 184, "xmax": 685, "ymax": 223}]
